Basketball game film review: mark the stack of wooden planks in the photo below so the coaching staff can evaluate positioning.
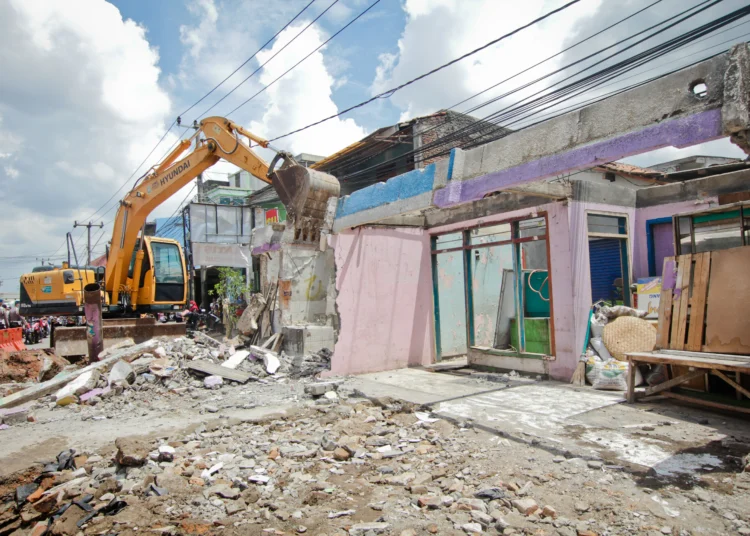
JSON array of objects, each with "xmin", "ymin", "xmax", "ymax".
[
  {"xmin": 655, "ymin": 252, "xmax": 711, "ymax": 351},
  {"xmin": 627, "ymin": 247, "xmax": 750, "ymax": 412}
]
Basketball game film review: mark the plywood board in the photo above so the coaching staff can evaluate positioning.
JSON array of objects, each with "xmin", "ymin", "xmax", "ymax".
[
  {"xmin": 687, "ymin": 252, "xmax": 711, "ymax": 351},
  {"xmin": 670, "ymin": 254, "xmax": 691, "ymax": 350},
  {"xmin": 704, "ymin": 247, "xmax": 750, "ymax": 354},
  {"xmin": 655, "ymin": 257, "xmax": 675, "ymax": 349}
]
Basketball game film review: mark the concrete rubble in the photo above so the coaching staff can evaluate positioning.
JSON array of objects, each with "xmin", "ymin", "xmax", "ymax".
[
  {"xmin": 0, "ymin": 337, "xmax": 749, "ymax": 535},
  {"xmin": 1, "ymin": 386, "xmax": 749, "ymax": 535}
]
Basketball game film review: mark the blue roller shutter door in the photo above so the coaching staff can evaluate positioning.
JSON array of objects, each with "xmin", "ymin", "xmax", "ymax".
[{"xmin": 589, "ymin": 238, "xmax": 623, "ymax": 303}]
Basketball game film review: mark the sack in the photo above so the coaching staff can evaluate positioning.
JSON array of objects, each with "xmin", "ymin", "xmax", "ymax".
[
  {"xmin": 590, "ymin": 337, "xmax": 613, "ymax": 361},
  {"xmin": 586, "ymin": 356, "xmax": 643, "ymax": 391},
  {"xmin": 599, "ymin": 305, "xmax": 647, "ymax": 319},
  {"xmin": 585, "ymin": 353, "xmax": 602, "ymax": 386}
]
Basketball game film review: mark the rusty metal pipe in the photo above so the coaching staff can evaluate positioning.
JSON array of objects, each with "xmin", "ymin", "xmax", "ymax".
[{"xmin": 84, "ymin": 283, "xmax": 104, "ymax": 362}]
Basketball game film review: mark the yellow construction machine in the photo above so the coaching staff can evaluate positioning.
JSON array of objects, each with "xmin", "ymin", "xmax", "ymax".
[{"xmin": 19, "ymin": 116, "xmax": 340, "ymax": 356}]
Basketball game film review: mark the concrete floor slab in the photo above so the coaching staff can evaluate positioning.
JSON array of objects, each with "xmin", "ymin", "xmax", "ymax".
[{"xmin": 348, "ymin": 368, "xmax": 750, "ymax": 480}]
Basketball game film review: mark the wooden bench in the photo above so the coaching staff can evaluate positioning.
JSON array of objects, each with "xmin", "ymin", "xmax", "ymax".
[{"xmin": 626, "ymin": 350, "xmax": 750, "ymax": 413}]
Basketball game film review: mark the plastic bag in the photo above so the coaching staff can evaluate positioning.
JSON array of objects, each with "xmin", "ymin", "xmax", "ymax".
[
  {"xmin": 599, "ymin": 305, "xmax": 647, "ymax": 320},
  {"xmin": 590, "ymin": 337, "xmax": 613, "ymax": 361},
  {"xmin": 590, "ymin": 316, "xmax": 606, "ymax": 338}
]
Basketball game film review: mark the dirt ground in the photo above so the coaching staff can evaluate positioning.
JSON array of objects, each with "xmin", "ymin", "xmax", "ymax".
[{"xmin": 1, "ymin": 338, "xmax": 749, "ymax": 535}]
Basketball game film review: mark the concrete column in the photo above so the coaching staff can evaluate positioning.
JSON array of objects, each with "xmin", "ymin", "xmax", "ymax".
[{"xmin": 200, "ymin": 267, "xmax": 208, "ymax": 309}]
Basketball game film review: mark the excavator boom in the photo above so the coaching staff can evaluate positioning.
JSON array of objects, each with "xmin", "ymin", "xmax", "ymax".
[{"xmin": 21, "ymin": 117, "xmax": 340, "ymax": 357}]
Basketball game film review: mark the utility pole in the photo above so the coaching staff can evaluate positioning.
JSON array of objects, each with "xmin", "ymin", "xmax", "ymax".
[{"xmin": 74, "ymin": 221, "xmax": 104, "ymax": 265}]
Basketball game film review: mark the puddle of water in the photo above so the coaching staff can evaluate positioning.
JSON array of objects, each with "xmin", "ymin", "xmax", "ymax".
[{"xmin": 581, "ymin": 430, "xmax": 724, "ymax": 477}]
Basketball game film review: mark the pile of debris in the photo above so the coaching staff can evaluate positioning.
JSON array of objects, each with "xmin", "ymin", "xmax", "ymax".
[
  {"xmin": 0, "ymin": 349, "xmax": 69, "ymax": 389},
  {"xmin": 0, "ymin": 334, "xmax": 332, "ymax": 430},
  {"xmin": 4, "ymin": 392, "xmax": 746, "ymax": 536}
]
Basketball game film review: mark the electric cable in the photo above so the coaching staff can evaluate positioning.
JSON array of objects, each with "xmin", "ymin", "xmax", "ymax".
[
  {"xmin": 74, "ymin": 0, "xmax": 320, "ymax": 239},
  {"xmin": 225, "ymin": 0, "xmax": 383, "ymax": 117},
  {"xmin": 317, "ymin": 0, "xmax": 719, "ymax": 177},
  {"xmin": 335, "ymin": 1, "xmax": 744, "ymax": 184},
  {"xmin": 267, "ymin": 0, "xmax": 582, "ymax": 142}
]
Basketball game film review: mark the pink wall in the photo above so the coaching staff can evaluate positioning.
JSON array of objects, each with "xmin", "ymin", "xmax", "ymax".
[
  {"xmin": 329, "ymin": 227, "xmax": 435, "ymax": 375},
  {"xmin": 632, "ymin": 199, "xmax": 717, "ymax": 280},
  {"xmin": 429, "ymin": 202, "xmax": 577, "ymax": 380}
]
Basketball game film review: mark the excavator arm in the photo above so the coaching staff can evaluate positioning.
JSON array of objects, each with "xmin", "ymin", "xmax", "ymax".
[{"xmin": 106, "ymin": 116, "xmax": 339, "ymax": 308}]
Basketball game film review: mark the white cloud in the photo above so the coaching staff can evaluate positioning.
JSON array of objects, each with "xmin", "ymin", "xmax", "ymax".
[
  {"xmin": 247, "ymin": 23, "xmax": 367, "ymax": 156},
  {"xmin": 0, "ymin": 0, "xmax": 174, "ymax": 279},
  {"xmin": 180, "ymin": 0, "xmax": 219, "ymax": 60},
  {"xmin": 176, "ymin": 1, "xmax": 366, "ymax": 160},
  {"xmin": 372, "ymin": 0, "xmax": 602, "ymax": 122},
  {"xmin": 623, "ymin": 138, "xmax": 748, "ymax": 168}
]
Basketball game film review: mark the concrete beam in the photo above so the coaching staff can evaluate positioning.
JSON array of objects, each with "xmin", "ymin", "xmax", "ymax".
[
  {"xmin": 722, "ymin": 43, "xmax": 750, "ymax": 153},
  {"xmin": 333, "ymin": 163, "xmax": 439, "ymax": 232},
  {"xmin": 424, "ymin": 191, "xmax": 565, "ymax": 228},
  {"xmin": 434, "ymin": 46, "xmax": 750, "ymax": 208},
  {"xmin": 370, "ymin": 214, "xmax": 427, "ymax": 227},
  {"xmin": 636, "ymin": 168, "xmax": 750, "ymax": 208},
  {"xmin": 572, "ymin": 181, "xmax": 636, "ymax": 207}
]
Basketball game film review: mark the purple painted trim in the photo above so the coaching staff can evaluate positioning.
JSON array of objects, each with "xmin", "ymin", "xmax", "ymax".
[
  {"xmin": 252, "ymin": 243, "xmax": 281, "ymax": 255},
  {"xmin": 661, "ymin": 260, "xmax": 677, "ymax": 290},
  {"xmin": 434, "ymin": 109, "xmax": 723, "ymax": 208}
]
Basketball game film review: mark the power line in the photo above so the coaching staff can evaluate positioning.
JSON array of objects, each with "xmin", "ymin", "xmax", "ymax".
[
  {"xmin": 68, "ymin": 1, "xmax": 321, "ymax": 249},
  {"xmin": 268, "ymin": 0, "xmax": 582, "ymax": 142},
  {"xmin": 334, "ymin": 0, "xmax": 740, "ymax": 184},
  {"xmin": 321, "ymin": 0, "xmax": 674, "ymax": 175},
  {"xmin": 226, "ymin": 0, "xmax": 383, "ymax": 117},
  {"xmin": 178, "ymin": 0, "xmax": 318, "ymax": 121},
  {"xmin": 192, "ymin": 0, "xmax": 343, "ymax": 122},
  {"xmin": 449, "ymin": 0, "xmax": 665, "ymax": 111},
  {"xmin": 339, "ymin": 0, "xmax": 722, "ymax": 175}
]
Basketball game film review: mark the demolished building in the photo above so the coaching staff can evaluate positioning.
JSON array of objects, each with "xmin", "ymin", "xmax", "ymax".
[{"xmin": 322, "ymin": 43, "xmax": 750, "ymax": 381}]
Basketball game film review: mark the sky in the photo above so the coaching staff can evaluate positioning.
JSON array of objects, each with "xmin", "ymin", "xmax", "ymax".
[{"xmin": 1, "ymin": 0, "xmax": 749, "ymax": 291}]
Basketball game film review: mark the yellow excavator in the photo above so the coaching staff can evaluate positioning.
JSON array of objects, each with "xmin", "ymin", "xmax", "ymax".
[{"xmin": 19, "ymin": 116, "xmax": 340, "ymax": 356}]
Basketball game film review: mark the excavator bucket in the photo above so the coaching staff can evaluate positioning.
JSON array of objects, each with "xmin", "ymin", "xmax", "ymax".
[
  {"xmin": 52, "ymin": 318, "xmax": 186, "ymax": 358},
  {"xmin": 270, "ymin": 159, "xmax": 340, "ymax": 242}
]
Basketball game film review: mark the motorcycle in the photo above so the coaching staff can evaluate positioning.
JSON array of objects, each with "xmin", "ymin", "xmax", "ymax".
[
  {"xmin": 38, "ymin": 317, "xmax": 49, "ymax": 338},
  {"xmin": 23, "ymin": 322, "xmax": 40, "ymax": 344},
  {"xmin": 185, "ymin": 309, "xmax": 221, "ymax": 333}
]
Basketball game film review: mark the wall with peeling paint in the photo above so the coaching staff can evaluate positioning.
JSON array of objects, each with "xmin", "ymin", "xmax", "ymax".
[
  {"xmin": 279, "ymin": 248, "xmax": 337, "ymax": 326},
  {"xmin": 329, "ymin": 227, "xmax": 435, "ymax": 375}
]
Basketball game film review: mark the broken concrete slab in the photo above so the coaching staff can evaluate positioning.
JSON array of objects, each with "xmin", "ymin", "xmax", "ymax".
[
  {"xmin": 187, "ymin": 360, "xmax": 255, "ymax": 383},
  {"xmin": 115, "ymin": 437, "xmax": 148, "ymax": 466},
  {"xmin": 249, "ymin": 346, "xmax": 280, "ymax": 374},
  {"xmin": 0, "ymin": 339, "xmax": 163, "ymax": 409},
  {"xmin": 55, "ymin": 370, "xmax": 100, "ymax": 405},
  {"xmin": 237, "ymin": 294, "xmax": 266, "ymax": 336},
  {"xmin": 221, "ymin": 350, "xmax": 250, "ymax": 370},
  {"xmin": 304, "ymin": 381, "xmax": 342, "ymax": 396},
  {"xmin": 0, "ymin": 404, "xmax": 31, "ymax": 425}
]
